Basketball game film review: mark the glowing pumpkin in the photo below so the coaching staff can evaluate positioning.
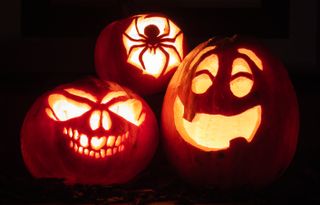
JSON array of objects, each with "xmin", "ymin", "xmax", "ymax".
[
  {"xmin": 161, "ymin": 36, "xmax": 299, "ymax": 189},
  {"xmin": 95, "ymin": 13, "xmax": 186, "ymax": 95},
  {"xmin": 21, "ymin": 78, "xmax": 158, "ymax": 185}
]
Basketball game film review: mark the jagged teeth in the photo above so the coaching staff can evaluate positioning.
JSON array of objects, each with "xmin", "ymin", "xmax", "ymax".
[{"xmin": 64, "ymin": 127, "xmax": 127, "ymax": 159}]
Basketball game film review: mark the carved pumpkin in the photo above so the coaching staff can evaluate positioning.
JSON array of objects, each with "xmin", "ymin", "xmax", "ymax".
[
  {"xmin": 95, "ymin": 13, "xmax": 186, "ymax": 95},
  {"xmin": 21, "ymin": 78, "xmax": 158, "ymax": 185},
  {"xmin": 161, "ymin": 36, "xmax": 299, "ymax": 189}
]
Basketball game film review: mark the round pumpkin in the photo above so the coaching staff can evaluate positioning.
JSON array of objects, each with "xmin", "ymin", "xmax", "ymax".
[
  {"xmin": 95, "ymin": 13, "xmax": 186, "ymax": 95},
  {"xmin": 161, "ymin": 36, "xmax": 299, "ymax": 189},
  {"xmin": 21, "ymin": 77, "xmax": 158, "ymax": 185}
]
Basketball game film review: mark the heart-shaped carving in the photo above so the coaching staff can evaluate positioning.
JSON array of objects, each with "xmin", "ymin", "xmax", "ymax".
[{"xmin": 91, "ymin": 136, "xmax": 107, "ymax": 150}]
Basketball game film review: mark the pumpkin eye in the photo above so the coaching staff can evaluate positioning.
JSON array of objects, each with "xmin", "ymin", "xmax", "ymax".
[
  {"xmin": 46, "ymin": 94, "xmax": 91, "ymax": 121},
  {"xmin": 108, "ymin": 99, "xmax": 146, "ymax": 126},
  {"xmin": 191, "ymin": 74, "xmax": 213, "ymax": 94},
  {"xmin": 191, "ymin": 53, "xmax": 218, "ymax": 94},
  {"xmin": 230, "ymin": 58, "xmax": 253, "ymax": 98},
  {"xmin": 230, "ymin": 76, "xmax": 253, "ymax": 98}
]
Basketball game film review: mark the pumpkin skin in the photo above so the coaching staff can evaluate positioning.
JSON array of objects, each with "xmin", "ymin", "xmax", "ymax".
[
  {"xmin": 161, "ymin": 36, "xmax": 299, "ymax": 189},
  {"xmin": 21, "ymin": 77, "xmax": 158, "ymax": 185},
  {"xmin": 95, "ymin": 13, "xmax": 186, "ymax": 95}
]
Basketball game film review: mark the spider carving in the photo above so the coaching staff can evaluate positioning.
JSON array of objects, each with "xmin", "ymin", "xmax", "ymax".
[{"xmin": 122, "ymin": 15, "xmax": 184, "ymax": 78}]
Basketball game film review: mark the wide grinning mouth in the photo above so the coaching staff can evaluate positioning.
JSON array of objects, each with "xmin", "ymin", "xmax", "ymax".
[{"xmin": 63, "ymin": 127, "xmax": 128, "ymax": 159}]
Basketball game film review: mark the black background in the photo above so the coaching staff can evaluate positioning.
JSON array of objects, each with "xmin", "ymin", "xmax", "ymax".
[{"xmin": 0, "ymin": 0, "xmax": 319, "ymax": 203}]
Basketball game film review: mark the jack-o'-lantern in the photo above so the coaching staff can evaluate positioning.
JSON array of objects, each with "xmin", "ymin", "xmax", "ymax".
[
  {"xmin": 162, "ymin": 36, "xmax": 299, "ymax": 189},
  {"xmin": 95, "ymin": 13, "xmax": 186, "ymax": 95},
  {"xmin": 21, "ymin": 77, "xmax": 158, "ymax": 185}
]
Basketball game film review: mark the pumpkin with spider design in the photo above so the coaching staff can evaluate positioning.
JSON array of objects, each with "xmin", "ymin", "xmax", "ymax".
[
  {"xmin": 21, "ymin": 78, "xmax": 158, "ymax": 185},
  {"xmin": 95, "ymin": 13, "xmax": 186, "ymax": 95}
]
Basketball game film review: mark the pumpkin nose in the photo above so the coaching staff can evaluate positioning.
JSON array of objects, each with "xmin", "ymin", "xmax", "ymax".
[{"xmin": 89, "ymin": 110, "xmax": 112, "ymax": 131}]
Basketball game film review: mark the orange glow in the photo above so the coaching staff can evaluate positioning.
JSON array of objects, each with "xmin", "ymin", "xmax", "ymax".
[
  {"xmin": 101, "ymin": 91, "xmax": 127, "ymax": 104},
  {"xmin": 107, "ymin": 135, "xmax": 115, "ymax": 147},
  {"xmin": 47, "ymin": 94, "xmax": 91, "ymax": 121},
  {"xmin": 232, "ymin": 58, "xmax": 252, "ymax": 75},
  {"xmin": 123, "ymin": 15, "xmax": 183, "ymax": 78},
  {"xmin": 230, "ymin": 76, "xmax": 253, "ymax": 98},
  {"xmin": 91, "ymin": 136, "xmax": 107, "ymax": 150},
  {"xmin": 100, "ymin": 149, "xmax": 106, "ymax": 158},
  {"xmin": 89, "ymin": 110, "xmax": 101, "ymax": 130},
  {"xmin": 191, "ymin": 74, "xmax": 212, "ymax": 94},
  {"xmin": 106, "ymin": 149, "xmax": 112, "ymax": 156},
  {"xmin": 115, "ymin": 136, "xmax": 121, "ymax": 146},
  {"xmin": 191, "ymin": 54, "xmax": 218, "ymax": 94},
  {"xmin": 238, "ymin": 48, "xmax": 263, "ymax": 70},
  {"xmin": 119, "ymin": 145, "xmax": 125, "ymax": 152},
  {"xmin": 64, "ymin": 88, "xmax": 97, "ymax": 102},
  {"xmin": 79, "ymin": 134, "xmax": 89, "ymax": 147},
  {"xmin": 108, "ymin": 99, "xmax": 145, "ymax": 126},
  {"xmin": 102, "ymin": 111, "xmax": 112, "ymax": 130},
  {"xmin": 230, "ymin": 58, "xmax": 254, "ymax": 98},
  {"xmin": 45, "ymin": 108, "xmax": 57, "ymax": 120},
  {"xmin": 173, "ymin": 96, "xmax": 262, "ymax": 151},
  {"xmin": 189, "ymin": 46, "xmax": 216, "ymax": 70},
  {"xmin": 196, "ymin": 54, "xmax": 218, "ymax": 76}
]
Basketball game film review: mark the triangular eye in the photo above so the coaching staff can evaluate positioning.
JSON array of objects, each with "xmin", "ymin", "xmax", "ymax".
[
  {"xmin": 108, "ymin": 99, "xmax": 145, "ymax": 126},
  {"xmin": 46, "ymin": 94, "xmax": 91, "ymax": 121}
]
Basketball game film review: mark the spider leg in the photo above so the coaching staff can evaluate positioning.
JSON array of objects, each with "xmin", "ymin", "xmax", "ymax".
[
  {"xmin": 160, "ymin": 31, "xmax": 182, "ymax": 42},
  {"xmin": 128, "ymin": 44, "xmax": 146, "ymax": 56},
  {"xmin": 139, "ymin": 47, "xmax": 149, "ymax": 70},
  {"xmin": 160, "ymin": 43, "xmax": 183, "ymax": 61},
  {"xmin": 134, "ymin": 18, "xmax": 147, "ymax": 39},
  {"xmin": 123, "ymin": 33, "xmax": 146, "ymax": 42},
  {"xmin": 158, "ymin": 46, "xmax": 170, "ymax": 76},
  {"xmin": 158, "ymin": 18, "xmax": 171, "ymax": 39}
]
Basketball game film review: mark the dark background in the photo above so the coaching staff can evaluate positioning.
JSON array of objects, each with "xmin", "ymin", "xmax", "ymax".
[{"xmin": 0, "ymin": 0, "xmax": 319, "ymax": 203}]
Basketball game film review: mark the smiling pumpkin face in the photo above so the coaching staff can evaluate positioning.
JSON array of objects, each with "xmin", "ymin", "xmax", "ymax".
[
  {"xmin": 21, "ymin": 78, "xmax": 158, "ymax": 185},
  {"xmin": 162, "ymin": 37, "xmax": 299, "ymax": 189},
  {"xmin": 174, "ymin": 44, "xmax": 263, "ymax": 151}
]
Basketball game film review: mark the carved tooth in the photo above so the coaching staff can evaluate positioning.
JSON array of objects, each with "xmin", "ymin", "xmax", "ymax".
[
  {"xmin": 91, "ymin": 136, "xmax": 107, "ymax": 150},
  {"xmin": 79, "ymin": 134, "xmax": 89, "ymax": 147},
  {"xmin": 68, "ymin": 128, "xmax": 73, "ymax": 138},
  {"xmin": 74, "ymin": 130, "xmax": 79, "ymax": 140},
  {"xmin": 100, "ymin": 149, "xmax": 106, "ymax": 158},
  {"xmin": 107, "ymin": 136, "xmax": 115, "ymax": 147},
  {"xmin": 63, "ymin": 127, "xmax": 68, "ymax": 135},
  {"xmin": 84, "ymin": 148, "xmax": 89, "ymax": 155},
  {"xmin": 121, "ymin": 135, "xmax": 125, "ymax": 142},
  {"xmin": 89, "ymin": 150, "xmax": 94, "ymax": 157},
  {"xmin": 69, "ymin": 141, "xmax": 74, "ymax": 148},
  {"xmin": 78, "ymin": 146, "xmax": 83, "ymax": 154},
  {"xmin": 106, "ymin": 148, "xmax": 112, "ymax": 156},
  {"xmin": 74, "ymin": 144, "xmax": 78, "ymax": 152},
  {"xmin": 115, "ymin": 136, "xmax": 121, "ymax": 146},
  {"xmin": 119, "ymin": 145, "xmax": 124, "ymax": 152},
  {"xmin": 95, "ymin": 152, "xmax": 100, "ymax": 159},
  {"xmin": 113, "ymin": 147, "xmax": 117, "ymax": 154},
  {"xmin": 125, "ymin": 131, "xmax": 129, "ymax": 139}
]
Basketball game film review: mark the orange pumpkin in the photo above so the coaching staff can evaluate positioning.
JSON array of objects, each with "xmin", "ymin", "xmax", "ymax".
[
  {"xmin": 161, "ymin": 36, "xmax": 299, "ymax": 189},
  {"xmin": 95, "ymin": 13, "xmax": 186, "ymax": 95},
  {"xmin": 21, "ymin": 77, "xmax": 158, "ymax": 185}
]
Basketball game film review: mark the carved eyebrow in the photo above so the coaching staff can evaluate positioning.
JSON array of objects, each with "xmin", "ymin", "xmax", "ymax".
[
  {"xmin": 190, "ymin": 46, "xmax": 216, "ymax": 70},
  {"xmin": 196, "ymin": 54, "xmax": 219, "ymax": 77},
  {"xmin": 238, "ymin": 48, "xmax": 263, "ymax": 71},
  {"xmin": 101, "ymin": 91, "xmax": 127, "ymax": 104},
  {"xmin": 231, "ymin": 58, "xmax": 252, "ymax": 76},
  {"xmin": 64, "ymin": 88, "xmax": 97, "ymax": 102}
]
